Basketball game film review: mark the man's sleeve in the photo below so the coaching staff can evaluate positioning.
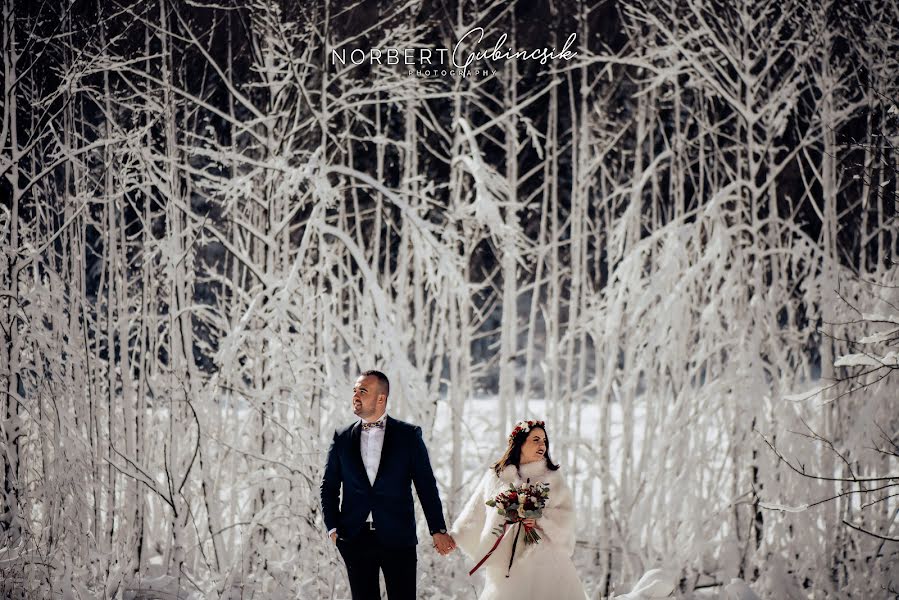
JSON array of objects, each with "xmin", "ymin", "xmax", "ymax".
[
  {"xmin": 410, "ymin": 426, "xmax": 447, "ymax": 534},
  {"xmin": 320, "ymin": 430, "xmax": 342, "ymax": 533}
]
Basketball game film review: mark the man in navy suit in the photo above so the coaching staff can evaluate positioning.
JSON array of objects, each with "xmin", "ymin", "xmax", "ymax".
[{"xmin": 320, "ymin": 370, "xmax": 456, "ymax": 599}]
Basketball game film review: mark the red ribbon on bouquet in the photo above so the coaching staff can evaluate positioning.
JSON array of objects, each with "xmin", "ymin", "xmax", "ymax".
[
  {"xmin": 469, "ymin": 520, "xmax": 540, "ymax": 577},
  {"xmin": 468, "ymin": 522, "xmax": 514, "ymax": 576}
]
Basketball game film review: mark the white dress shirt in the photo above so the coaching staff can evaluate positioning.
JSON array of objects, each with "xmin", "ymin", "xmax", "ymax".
[{"xmin": 360, "ymin": 412, "xmax": 387, "ymax": 487}]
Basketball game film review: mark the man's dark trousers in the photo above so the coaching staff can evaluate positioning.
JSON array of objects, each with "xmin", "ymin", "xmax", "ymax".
[{"xmin": 336, "ymin": 524, "xmax": 416, "ymax": 600}]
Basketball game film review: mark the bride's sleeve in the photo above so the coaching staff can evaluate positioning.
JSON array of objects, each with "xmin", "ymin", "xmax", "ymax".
[
  {"xmin": 539, "ymin": 471, "xmax": 576, "ymax": 555},
  {"xmin": 450, "ymin": 469, "xmax": 493, "ymax": 557}
]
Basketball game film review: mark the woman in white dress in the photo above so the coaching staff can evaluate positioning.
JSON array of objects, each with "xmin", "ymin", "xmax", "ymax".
[{"xmin": 451, "ymin": 420, "xmax": 587, "ymax": 599}]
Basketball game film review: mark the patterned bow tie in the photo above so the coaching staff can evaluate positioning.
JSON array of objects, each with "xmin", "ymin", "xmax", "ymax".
[{"xmin": 361, "ymin": 420, "xmax": 385, "ymax": 430}]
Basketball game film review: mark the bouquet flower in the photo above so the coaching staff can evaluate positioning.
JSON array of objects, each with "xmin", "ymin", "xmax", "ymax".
[{"xmin": 486, "ymin": 480, "xmax": 550, "ymax": 544}]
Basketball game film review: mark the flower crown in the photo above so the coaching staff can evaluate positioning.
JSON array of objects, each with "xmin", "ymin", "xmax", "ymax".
[{"xmin": 509, "ymin": 419, "xmax": 545, "ymax": 442}]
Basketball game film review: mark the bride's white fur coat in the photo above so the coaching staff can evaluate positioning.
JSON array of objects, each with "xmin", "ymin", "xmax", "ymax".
[{"xmin": 451, "ymin": 460, "xmax": 587, "ymax": 599}]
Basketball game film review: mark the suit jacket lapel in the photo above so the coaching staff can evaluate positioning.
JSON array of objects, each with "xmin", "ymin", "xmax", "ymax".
[
  {"xmin": 373, "ymin": 416, "xmax": 395, "ymax": 488},
  {"xmin": 350, "ymin": 421, "xmax": 371, "ymax": 489}
]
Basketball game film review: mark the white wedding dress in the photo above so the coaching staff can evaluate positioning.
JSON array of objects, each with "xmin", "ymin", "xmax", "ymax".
[{"xmin": 451, "ymin": 460, "xmax": 588, "ymax": 600}]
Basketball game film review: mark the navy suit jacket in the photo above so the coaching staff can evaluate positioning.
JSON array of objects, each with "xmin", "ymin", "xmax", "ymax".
[{"xmin": 320, "ymin": 416, "xmax": 447, "ymax": 547}]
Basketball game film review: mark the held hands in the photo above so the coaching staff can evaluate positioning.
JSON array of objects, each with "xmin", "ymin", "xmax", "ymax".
[
  {"xmin": 432, "ymin": 532, "xmax": 456, "ymax": 555},
  {"xmin": 522, "ymin": 518, "xmax": 537, "ymax": 530},
  {"xmin": 330, "ymin": 532, "xmax": 338, "ymax": 544}
]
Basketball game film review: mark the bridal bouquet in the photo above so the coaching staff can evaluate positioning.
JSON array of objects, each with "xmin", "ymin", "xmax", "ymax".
[
  {"xmin": 486, "ymin": 481, "xmax": 550, "ymax": 544},
  {"xmin": 469, "ymin": 480, "xmax": 551, "ymax": 576}
]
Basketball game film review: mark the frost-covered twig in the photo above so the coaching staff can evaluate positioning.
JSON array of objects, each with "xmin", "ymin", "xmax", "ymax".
[
  {"xmin": 757, "ymin": 428, "xmax": 898, "ymax": 484},
  {"xmin": 841, "ymin": 519, "xmax": 899, "ymax": 543}
]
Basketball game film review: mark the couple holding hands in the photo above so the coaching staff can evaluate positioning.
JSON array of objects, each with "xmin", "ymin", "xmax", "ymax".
[{"xmin": 320, "ymin": 370, "xmax": 587, "ymax": 599}]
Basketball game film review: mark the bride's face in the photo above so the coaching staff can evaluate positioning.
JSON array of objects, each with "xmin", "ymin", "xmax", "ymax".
[{"xmin": 519, "ymin": 428, "xmax": 547, "ymax": 464}]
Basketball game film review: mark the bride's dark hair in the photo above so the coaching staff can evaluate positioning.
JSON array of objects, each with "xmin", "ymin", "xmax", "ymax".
[{"xmin": 492, "ymin": 424, "xmax": 560, "ymax": 476}]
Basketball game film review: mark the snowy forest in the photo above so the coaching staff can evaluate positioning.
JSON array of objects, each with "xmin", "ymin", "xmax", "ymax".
[{"xmin": 1, "ymin": 0, "xmax": 898, "ymax": 598}]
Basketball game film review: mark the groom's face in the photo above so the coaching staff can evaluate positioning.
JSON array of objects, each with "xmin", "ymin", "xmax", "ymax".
[{"xmin": 352, "ymin": 375, "xmax": 386, "ymax": 421}]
